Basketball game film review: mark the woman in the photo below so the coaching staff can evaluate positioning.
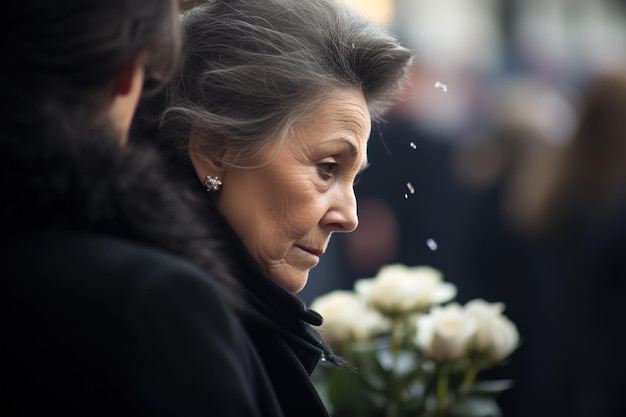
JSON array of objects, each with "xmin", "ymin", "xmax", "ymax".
[
  {"xmin": 1, "ymin": 1, "xmax": 263, "ymax": 415},
  {"xmin": 132, "ymin": 0, "xmax": 414, "ymax": 415}
]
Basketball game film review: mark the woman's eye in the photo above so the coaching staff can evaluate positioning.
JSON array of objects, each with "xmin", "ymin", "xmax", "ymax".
[{"xmin": 318, "ymin": 162, "xmax": 338, "ymax": 179}]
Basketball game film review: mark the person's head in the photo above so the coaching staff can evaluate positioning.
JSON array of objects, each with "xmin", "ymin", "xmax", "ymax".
[
  {"xmin": 150, "ymin": 0, "xmax": 414, "ymax": 292},
  {"xmin": 4, "ymin": 0, "xmax": 182, "ymax": 144}
]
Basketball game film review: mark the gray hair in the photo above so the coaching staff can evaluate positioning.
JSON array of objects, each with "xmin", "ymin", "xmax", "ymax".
[{"xmin": 156, "ymin": 0, "xmax": 414, "ymax": 166}]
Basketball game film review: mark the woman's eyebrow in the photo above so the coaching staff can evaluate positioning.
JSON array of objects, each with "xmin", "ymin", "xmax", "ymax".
[{"xmin": 338, "ymin": 136, "xmax": 369, "ymax": 171}]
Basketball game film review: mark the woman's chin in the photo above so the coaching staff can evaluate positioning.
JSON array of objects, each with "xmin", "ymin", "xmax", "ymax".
[{"xmin": 271, "ymin": 269, "xmax": 310, "ymax": 294}]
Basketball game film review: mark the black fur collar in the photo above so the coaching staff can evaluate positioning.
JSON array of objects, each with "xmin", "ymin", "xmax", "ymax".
[{"xmin": 0, "ymin": 126, "xmax": 242, "ymax": 309}]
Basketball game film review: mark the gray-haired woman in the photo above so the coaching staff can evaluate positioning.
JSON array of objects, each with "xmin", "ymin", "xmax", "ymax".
[{"xmin": 133, "ymin": 0, "xmax": 414, "ymax": 415}]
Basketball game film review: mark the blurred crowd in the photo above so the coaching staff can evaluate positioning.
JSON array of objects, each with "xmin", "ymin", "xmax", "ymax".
[{"xmin": 301, "ymin": 1, "xmax": 626, "ymax": 416}]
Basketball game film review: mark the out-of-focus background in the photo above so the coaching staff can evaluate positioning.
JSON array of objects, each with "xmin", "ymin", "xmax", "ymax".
[
  {"xmin": 296, "ymin": 1, "xmax": 626, "ymax": 417},
  {"xmin": 179, "ymin": 1, "xmax": 626, "ymax": 416}
]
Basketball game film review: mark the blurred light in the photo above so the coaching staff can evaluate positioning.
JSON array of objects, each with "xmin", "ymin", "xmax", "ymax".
[
  {"xmin": 339, "ymin": 0, "xmax": 394, "ymax": 27},
  {"xmin": 403, "ymin": 0, "xmax": 501, "ymax": 74}
]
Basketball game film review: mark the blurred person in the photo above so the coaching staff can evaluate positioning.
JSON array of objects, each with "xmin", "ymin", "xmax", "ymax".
[
  {"xmin": 452, "ymin": 73, "xmax": 626, "ymax": 417},
  {"xmin": 131, "ymin": 0, "xmax": 414, "ymax": 416},
  {"xmin": 528, "ymin": 72, "xmax": 626, "ymax": 417},
  {"xmin": 1, "ymin": 0, "xmax": 267, "ymax": 415}
]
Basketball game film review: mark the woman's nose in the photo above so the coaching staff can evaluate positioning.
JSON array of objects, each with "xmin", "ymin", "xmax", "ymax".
[{"xmin": 323, "ymin": 186, "xmax": 359, "ymax": 233}]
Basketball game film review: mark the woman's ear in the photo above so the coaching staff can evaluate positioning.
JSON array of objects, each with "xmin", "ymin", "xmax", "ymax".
[
  {"xmin": 188, "ymin": 127, "xmax": 227, "ymax": 183},
  {"xmin": 109, "ymin": 59, "xmax": 146, "ymax": 143},
  {"xmin": 113, "ymin": 60, "xmax": 142, "ymax": 96}
]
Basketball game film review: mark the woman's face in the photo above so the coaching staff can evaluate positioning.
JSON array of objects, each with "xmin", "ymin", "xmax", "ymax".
[{"xmin": 217, "ymin": 89, "xmax": 371, "ymax": 292}]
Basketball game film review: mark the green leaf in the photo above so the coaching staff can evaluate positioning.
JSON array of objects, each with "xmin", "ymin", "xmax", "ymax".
[
  {"xmin": 350, "ymin": 341, "xmax": 388, "ymax": 392},
  {"xmin": 326, "ymin": 366, "xmax": 386, "ymax": 417},
  {"xmin": 469, "ymin": 379, "xmax": 514, "ymax": 395},
  {"xmin": 449, "ymin": 396, "xmax": 503, "ymax": 417},
  {"xmin": 377, "ymin": 349, "xmax": 420, "ymax": 377}
]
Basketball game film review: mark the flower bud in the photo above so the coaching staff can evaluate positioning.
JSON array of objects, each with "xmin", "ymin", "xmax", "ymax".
[
  {"xmin": 356, "ymin": 263, "xmax": 456, "ymax": 317},
  {"xmin": 465, "ymin": 299, "xmax": 520, "ymax": 365},
  {"xmin": 310, "ymin": 290, "xmax": 390, "ymax": 350},
  {"xmin": 414, "ymin": 303, "xmax": 476, "ymax": 363}
]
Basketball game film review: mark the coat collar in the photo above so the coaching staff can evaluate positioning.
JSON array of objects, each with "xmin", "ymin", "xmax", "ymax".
[{"xmin": 0, "ymin": 127, "xmax": 242, "ymax": 309}]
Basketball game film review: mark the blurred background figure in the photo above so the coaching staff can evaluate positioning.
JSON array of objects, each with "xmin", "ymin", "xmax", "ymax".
[
  {"xmin": 301, "ymin": 1, "xmax": 626, "ymax": 416},
  {"xmin": 455, "ymin": 71, "xmax": 626, "ymax": 417},
  {"xmin": 523, "ymin": 72, "xmax": 626, "ymax": 417}
]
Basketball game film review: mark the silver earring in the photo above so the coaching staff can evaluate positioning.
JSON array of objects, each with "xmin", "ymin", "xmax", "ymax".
[{"xmin": 204, "ymin": 175, "xmax": 223, "ymax": 192}]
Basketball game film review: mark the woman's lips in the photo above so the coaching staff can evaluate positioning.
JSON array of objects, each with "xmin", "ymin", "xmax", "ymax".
[{"xmin": 296, "ymin": 245, "xmax": 323, "ymax": 257}]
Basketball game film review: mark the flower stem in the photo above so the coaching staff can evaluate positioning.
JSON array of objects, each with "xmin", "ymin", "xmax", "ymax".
[
  {"xmin": 386, "ymin": 318, "xmax": 403, "ymax": 417},
  {"xmin": 460, "ymin": 364, "xmax": 478, "ymax": 395},
  {"xmin": 390, "ymin": 317, "xmax": 403, "ymax": 352},
  {"xmin": 436, "ymin": 365, "xmax": 450, "ymax": 416}
]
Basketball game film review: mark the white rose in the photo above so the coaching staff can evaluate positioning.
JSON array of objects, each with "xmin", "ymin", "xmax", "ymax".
[
  {"xmin": 354, "ymin": 277, "xmax": 374, "ymax": 300},
  {"xmin": 414, "ymin": 302, "xmax": 477, "ymax": 363},
  {"xmin": 356, "ymin": 263, "xmax": 457, "ymax": 316},
  {"xmin": 465, "ymin": 298, "xmax": 520, "ymax": 365},
  {"xmin": 310, "ymin": 290, "xmax": 390, "ymax": 350}
]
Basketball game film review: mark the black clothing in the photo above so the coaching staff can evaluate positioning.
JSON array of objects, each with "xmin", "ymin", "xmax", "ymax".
[
  {"xmin": 217, "ymin": 216, "xmax": 336, "ymax": 417},
  {"xmin": 1, "ymin": 125, "xmax": 338, "ymax": 416},
  {"xmin": 0, "ymin": 128, "xmax": 264, "ymax": 416},
  {"xmin": 2, "ymin": 232, "xmax": 266, "ymax": 416}
]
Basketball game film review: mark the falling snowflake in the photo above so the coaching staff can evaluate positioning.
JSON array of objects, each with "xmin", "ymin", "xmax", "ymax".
[
  {"xmin": 426, "ymin": 238, "xmax": 438, "ymax": 251},
  {"xmin": 434, "ymin": 81, "xmax": 448, "ymax": 92}
]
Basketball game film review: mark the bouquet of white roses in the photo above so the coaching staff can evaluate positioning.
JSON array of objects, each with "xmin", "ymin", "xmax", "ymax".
[{"xmin": 310, "ymin": 263, "xmax": 520, "ymax": 417}]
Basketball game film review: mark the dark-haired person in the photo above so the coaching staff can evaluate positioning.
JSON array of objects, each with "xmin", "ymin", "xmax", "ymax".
[{"xmin": 1, "ymin": 1, "xmax": 263, "ymax": 415}]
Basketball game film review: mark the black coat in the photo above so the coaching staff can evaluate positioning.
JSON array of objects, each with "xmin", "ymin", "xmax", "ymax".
[
  {"xmin": 0, "ymin": 127, "xmax": 339, "ymax": 416},
  {"xmin": 193, "ymin": 186, "xmax": 340, "ymax": 417}
]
